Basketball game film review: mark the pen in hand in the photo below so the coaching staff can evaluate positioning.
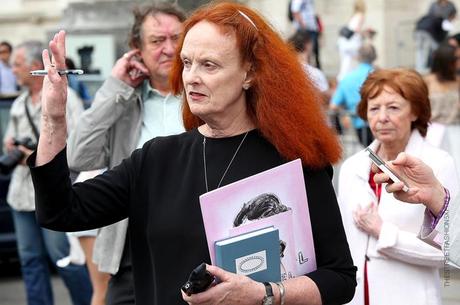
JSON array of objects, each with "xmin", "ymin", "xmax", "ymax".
[{"xmin": 30, "ymin": 69, "xmax": 84, "ymax": 76}]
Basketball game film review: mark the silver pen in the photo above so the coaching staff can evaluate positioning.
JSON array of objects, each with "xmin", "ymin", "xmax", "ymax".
[{"xmin": 30, "ymin": 69, "xmax": 84, "ymax": 76}]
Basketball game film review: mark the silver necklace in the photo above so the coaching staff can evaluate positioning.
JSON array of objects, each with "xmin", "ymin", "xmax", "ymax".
[{"xmin": 202, "ymin": 131, "xmax": 249, "ymax": 192}]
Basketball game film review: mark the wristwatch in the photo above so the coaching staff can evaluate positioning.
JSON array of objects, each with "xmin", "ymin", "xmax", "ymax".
[{"xmin": 262, "ymin": 282, "xmax": 274, "ymax": 305}]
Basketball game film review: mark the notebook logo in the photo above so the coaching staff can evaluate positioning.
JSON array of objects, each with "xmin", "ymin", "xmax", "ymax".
[
  {"xmin": 235, "ymin": 250, "xmax": 267, "ymax": 275},
  {"xmin": 298, "ymin": 251, "xmax": 309, "ymax": 264}
]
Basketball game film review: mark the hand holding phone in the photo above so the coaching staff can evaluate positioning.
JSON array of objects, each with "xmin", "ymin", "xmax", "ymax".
[
  {"xmin": 181, "ymin": 263, "xmax": 215, "ymax": 296},
  {"xmin": 365, "ymin": 148, "xmax": 410, "ymax": 192}
]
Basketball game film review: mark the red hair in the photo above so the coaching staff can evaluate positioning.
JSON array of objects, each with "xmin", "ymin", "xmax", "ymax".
[
  {"xmin": 357, "ymin": 68, "xmax": 431, "ymax": 137},
  {"xmin": 170, "ymin": 1, "xmax": 341, "ymax": 167}
]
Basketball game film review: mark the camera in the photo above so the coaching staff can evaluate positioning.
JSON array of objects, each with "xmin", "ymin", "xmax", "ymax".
[{"xmin": 0, "ymin": 137, "xmax": 37, "ymax": 175}]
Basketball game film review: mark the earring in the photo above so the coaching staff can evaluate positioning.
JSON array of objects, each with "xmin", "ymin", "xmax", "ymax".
[{"xmin": 243, "ymin": 83, "xmax": 250, "ymax": 90}]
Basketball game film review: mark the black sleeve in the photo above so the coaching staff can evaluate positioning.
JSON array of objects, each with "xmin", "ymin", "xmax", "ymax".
[
  {"xmin": 28, "ymin": 146, "xmax": 139, "ymax": 232},
  {"xmin": 305, "ymin": 166, "xmax": 357, "ymax": 304}
]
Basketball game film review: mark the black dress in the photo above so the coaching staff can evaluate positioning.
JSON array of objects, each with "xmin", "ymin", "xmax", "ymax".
[{"xmin": 30, "ymin": 129, "xmax": 356, "ymax": 305}]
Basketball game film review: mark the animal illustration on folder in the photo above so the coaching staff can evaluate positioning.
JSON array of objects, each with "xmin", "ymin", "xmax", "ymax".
[{"xmin": 200, "ymin": 159, "xmax": 317, "ymax": 280}]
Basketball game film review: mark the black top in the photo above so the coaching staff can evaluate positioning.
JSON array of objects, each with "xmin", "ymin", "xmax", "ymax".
[{"xmin": 30, "ymin": 129, "xmax": 356, "ymax": 305}]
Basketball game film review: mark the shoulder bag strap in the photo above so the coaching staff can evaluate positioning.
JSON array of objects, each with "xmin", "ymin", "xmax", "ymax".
[{"xmin": 24, "ymin": 98, "xmax": 40, "ymax": 142}]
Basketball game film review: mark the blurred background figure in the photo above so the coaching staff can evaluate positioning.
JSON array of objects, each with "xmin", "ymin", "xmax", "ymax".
[
  {"xmin": 330, "ymin": 44, "xmax": 376, "ymax": 147},
  {"xmin": 429, "ymin": 0, "xmax": 458, "ymax": 19},
  {"xmin": 424, "ymin": 43, "xmax": 459, "ymax": 126},
  {"xmin": 70, "ymin": 171, "xmax": 110, "ymax": 305},
  {"xmin": 447, "ymin": 32, "xmax": 460, "ymax": 76},
  {"xmin": 0, "ymin": 41, "xmax": 18, "ymax": 95},
  {"xmin": 337, "ymin": 0, "xmax": 367, "ymax": 81},
  {"xmin": 414, "ymin": 0, "xmax": 457, "ymax": 74},
  {"xmin": 290, "ymin": 0, "xmax": 322, "ymax": 69},
  {"xmin": 338, "ymin": 68, "xmax": 459, "ymax": 305},
  {"xmin": 424, "ymin": 43, "xmax": 460, "ymax": 179},
  {"xmin": 4, "ymin": 40, "xmax": 91, "ymax": 305},
  {"xmin": 65, "ymin": 57, "xmax": 92, "ymax": 109},
  {"xmin": 288, "ymin": 30, "xmax": 330, "ymax": 104}
]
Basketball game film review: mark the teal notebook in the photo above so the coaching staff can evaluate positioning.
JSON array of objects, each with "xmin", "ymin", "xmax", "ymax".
[{"xmin": 214, "ymin": 227, "xmax": 281, "ymax": 282}]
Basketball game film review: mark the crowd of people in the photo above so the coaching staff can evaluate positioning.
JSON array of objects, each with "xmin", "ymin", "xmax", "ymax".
[{"xmin": 0, "ymin": 1, "xmax": 459, "ymax": 305}]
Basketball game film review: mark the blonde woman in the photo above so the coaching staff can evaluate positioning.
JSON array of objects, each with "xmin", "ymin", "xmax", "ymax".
[{"xmin": 337, "ymin": 0, "xmax": 367, "ymax": 81}]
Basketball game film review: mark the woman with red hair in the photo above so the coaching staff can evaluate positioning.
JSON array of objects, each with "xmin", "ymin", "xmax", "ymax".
[
  {"xmin": 338, "ymin": 68, "xmax": 459, "ymax": 305},
  {"xmin": 29, "ymin": 2, "xmax": 355, "ymax": 305}
]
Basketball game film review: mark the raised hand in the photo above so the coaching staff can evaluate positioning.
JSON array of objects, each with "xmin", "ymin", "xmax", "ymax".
[
  {"xmin": 36, "ymin": 30, "xmax": 69, "ymax": 166},
  {"xmin": 111, "ymin": 49, "xmax": 149, "ymax": 88},
  {"xmin": 41, "ymin": 30, "xmax": 68, "ymax": 122}
]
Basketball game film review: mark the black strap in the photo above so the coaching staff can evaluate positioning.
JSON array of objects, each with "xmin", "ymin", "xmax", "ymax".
[{"xmin": 24, "ymin": 98, "xmax": 40, "ymax": 142}]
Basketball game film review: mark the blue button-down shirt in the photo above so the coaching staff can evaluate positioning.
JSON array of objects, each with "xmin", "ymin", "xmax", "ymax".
[
  {"xmin": 0, "ymin": 61, "xmax": 17, "ymax": 94},
  {"xmin": 137, "ymin": 81, "xmax": 184, "ymax": 148}
]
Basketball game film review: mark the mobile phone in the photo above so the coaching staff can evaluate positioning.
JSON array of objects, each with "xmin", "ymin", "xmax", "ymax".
[
  {"xmin": 181, "ymin": 263, "xmax": 215, "ymax": 296},
  {"xmin": 365, "ymin": 148, "xmax": 409, "ymax": 192}
]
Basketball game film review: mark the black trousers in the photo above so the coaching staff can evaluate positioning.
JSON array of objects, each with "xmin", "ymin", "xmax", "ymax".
[
  {"xmin": 356, "ymin": 126, "xmax": 374, "ymax": 147},
  {"xmin": 106, "ymin": 265, "xmax": 135, "ymax": 305}
]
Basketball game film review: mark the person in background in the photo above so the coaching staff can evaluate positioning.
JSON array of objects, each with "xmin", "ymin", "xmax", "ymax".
[
  {"xmin": 0, "ymin": 41, "xmax": 18, "ymax": 94},
  {"xmin": 290, "ymin": 0, "xmax": 321, "ymax": 69},
  {"xmin": 29, "ymin": 2, "xmax": 356, "ymax": 305},
  {"xmin": 337, "ymin": 68, "xmax": 459, "ymax": 305},
  {"xmin": 447, "ymin": 33, "xmax": 460, "ymax": 76},
  {"xmin": 4, "ymin": 40, "xmax": 91, "ymax": 305},
  {"xmin": 337, "ymin": 0, "xmax": 367, "ymax": 81},
  {"xmin": 424, "ymin": 43, "xmax": 460, "ymax": 181},
  {"xmin": 424, "ymin": 43, "xmax": 459, "ymax": 126},
  {"xmin": 287, "ymin": 30, "xmax": 330, "ymax": 104},
  {"xmin": 330, "ymin": 44, "xmax": 376, "ymax": 147},
  {"xmin": 429, "ymin": 0, "xmax": 457, "ymax": 19},
  {"xmin": 66, "ymin": 3, "xmax": 186, "ymax": 305},
  {"xmin": 372, "ymin": 152, "xmax": 460, "ymax": 267},
  {"xmin": 414, "ymin": 1, "xmax": 457, "ymax": 74},
  {"xmin": 65, "ymin": 57, "xmax": 92, "ymax": 108}
]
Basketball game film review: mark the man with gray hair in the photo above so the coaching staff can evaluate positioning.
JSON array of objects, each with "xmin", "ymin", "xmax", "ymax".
[
  {"xmin": 67, "ymin": 2, "xmax": 186, "ymax": 305},
  {"xmin": 330, "ymin": 44, "xmax": 377, "ymax": 147},
  {"xmin": 3, "ymin": 40, "xmax": 90, "ymax": 305}
]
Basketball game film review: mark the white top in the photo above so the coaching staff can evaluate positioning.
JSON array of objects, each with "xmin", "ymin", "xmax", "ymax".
[
  {"xmin": 291, "ymin": 0, "xmax": 318, "ymax": 31},
  {"xmin": 337, "ymin": 130, "xmax": 459, "ymax": 305},
  {"xmin": 347, "ymin": 12, "xmax": 364, "ymax": 32},
  {"xmin": 304, "ymin": 64, "xmax": 329, "ymax": 92}
]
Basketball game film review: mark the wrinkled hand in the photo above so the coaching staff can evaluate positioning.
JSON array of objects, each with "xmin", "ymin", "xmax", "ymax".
[
  {"xmin": 41, "ymin": 30, "xmax": 68, "ymax": 123},
  {"xmin": 111, "ymin": 49, "xmax": 149, "ymax": 88},
  {"xmin": 353, "ymin": 203, "xmax": 382, "ymax": 238},
  {"xmin": 181, "ymin": 265, "xmax": 264, "ymax": 305},
  {"xmin": 372, "ymin": 152, "xmax": 445, "ymax": 215}
]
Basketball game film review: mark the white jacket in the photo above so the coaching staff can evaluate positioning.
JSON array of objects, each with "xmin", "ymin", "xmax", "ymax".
[{"xmin": 338, "ymin": 130, "xmax": 459, "ymax": 305}]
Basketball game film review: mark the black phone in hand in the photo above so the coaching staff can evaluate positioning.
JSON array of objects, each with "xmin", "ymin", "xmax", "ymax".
[{"xmin": 181, "ymin": 263, "xmax": 215, "ymax": 296}]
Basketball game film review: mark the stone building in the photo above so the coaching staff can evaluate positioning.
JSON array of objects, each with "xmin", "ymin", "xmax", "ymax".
[
  {"xmin": 0, "ymin": 1, "xmax": 459, "ymax": 304},
  {"xmin": 1, "ymin": 0, "xmax": 460, "ymax": 78}
]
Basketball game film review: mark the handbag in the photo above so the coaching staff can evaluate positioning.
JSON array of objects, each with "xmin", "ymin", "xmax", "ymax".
[{"xmin": 339, "ymin": 26, "xmax": 354, "ymax": 39}]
